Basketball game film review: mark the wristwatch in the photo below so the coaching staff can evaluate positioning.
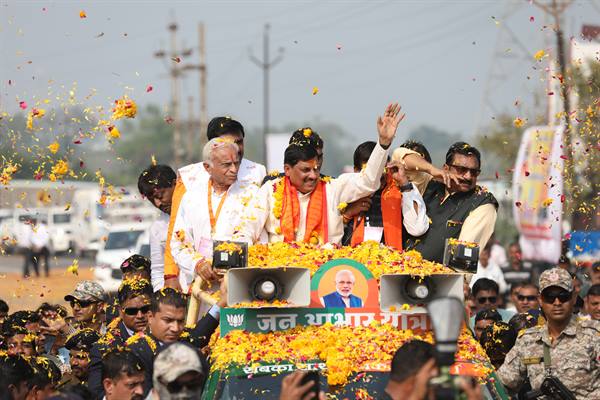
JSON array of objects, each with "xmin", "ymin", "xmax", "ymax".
[{"xmin": 399, "ymin": 182, "xmax": 413, "ymax": 192}]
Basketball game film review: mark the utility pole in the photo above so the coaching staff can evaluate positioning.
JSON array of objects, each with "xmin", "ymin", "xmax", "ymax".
[
  {"xmin": 182, "ymin": 23, "xmax": 208, "ymax": 157},
  {"xmin": 532, "ymin": 0, "xmax": 575, "ymax": 220},
  {"xmin": 154, "ymin": 21, "xmax": 186, "ymax": 167},
  {"xmin": 250, "ymin": 24, "xmax": 284, "ymax": 164},
  {"xmin": 187, "ymin": 96, "xmax": 195, "ymax": 161}
]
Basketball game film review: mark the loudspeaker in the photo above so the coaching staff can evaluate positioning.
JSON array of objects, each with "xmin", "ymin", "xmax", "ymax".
[
  {"xmin": 227, "ymin": 267, "xmax": 311, "ymax": 307},
  {"xmin": 379, "ymin": 274, "xmax": 464, "ymax": 312},
  {"xmin": 442, "ymin": 239, "xmax": 479, "ymax": 273},
  {"xmin": 212, "ymin": 241, "xmax": 248, "ymax": 271}
]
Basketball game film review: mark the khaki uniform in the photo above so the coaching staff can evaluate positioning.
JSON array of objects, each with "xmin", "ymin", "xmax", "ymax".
[{"xmin": 497, "ymin": 315, "xmax": 600, "ymax": 399}]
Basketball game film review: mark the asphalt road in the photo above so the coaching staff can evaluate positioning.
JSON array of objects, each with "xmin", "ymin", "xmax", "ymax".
[{"xmin": 0, "ymin": 251, "xmax": 95, "ymax": 274}]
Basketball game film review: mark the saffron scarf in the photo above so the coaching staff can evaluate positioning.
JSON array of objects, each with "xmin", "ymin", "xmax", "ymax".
[
  {"xmin": 350, "ymin": 173, "xmax": 403, "ymax": 250},
  {"xmin": 280, "ymin": 177, "xmax": 328, "ymax": 243}
]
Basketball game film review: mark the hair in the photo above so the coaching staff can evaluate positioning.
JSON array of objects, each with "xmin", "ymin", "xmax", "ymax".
[
  {"xmin": 334, "ymin": 269, "xmax": 356, "ymax": 283},
  {"xmin": 472, "ymin": 278, "xmax": 499, "ymax": 297},
  {"xmin": 37, "ymin": 302, "xmax": 66, "ymax": 318},
  {"xmin": 519, "ymin": 282, "xmax": 539, "ymax": 293},
  {"xmin": 283, "ymin": 140, "xmax": 318, "ymax": 167},
  {"xmin": 202, "ymin": 137, "xmax": 240, "ymax": 166},
  {"xmin": 0, "ymin": 299, "xmax": 8, "ymax": 314},
  {"xmin": 151, "ymin": 288, "xmax": 188, "ymax": 313},
  {"xmin": 508, "ymin": 312, "xmax": 538, "ymax": 333},
  {"xmin": 0, "ymin": 353, "xmax": 35, "ymax": 393},
  {"xmin": 479, "ymin": 322, "xmax": 516, "ymax": 365},
  {"xmin": 474, "ymin": 309, "xmax": 502, "ymax": 324},
  {"xmin": 389, "ymin": 340, "xmax": 435, "ymax": 383},
  {"xmin": 352, "ymin": 141, "xmax": 377, "ymax": 170},
  {"xmin": 400, "ymin": 140, "xmax": 432, "ymax": 163},
  {"xmin": 102, "ymin": 349, "xmax": 145, "ymax": 382},
  {"xmin": 289, "ymin": 127, "xmax": 323, "ymax": 149},
  {"xmin": 445, "ymin": 141, "xmax": 481, "ymax": 168},
  {"xmin": 509, "ymin": 242, "xmax": 520, "ymax": 250},
  {"xmin": 10, "ymin": 310, "xmax": 40, "ymax": 325},
  {"xmin": 207, "ymin": 116, "xmax": 245, "ymax": 140},
  {"xmin": 137, "ymin": 164, "xmax": 176, "ymax": 199},
  {"xmin": 118, "ymin": 279, "xmax": 153, "ymax": 305},
  {"xmin": 510, "ymin": 281, "xmax": 526, "ymax": 294},
  {"xmin": 28, "ymin": 357, "xmax": 62, "ymax": 390},
  {"xmin": 587, "ymin": 284, "xmax": 600, "ymax": 297}
]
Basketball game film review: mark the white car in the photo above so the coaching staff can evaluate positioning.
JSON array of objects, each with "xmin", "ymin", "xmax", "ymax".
[
  {"xmin": 46, "ymin": 208, "xmax": 74, "ymax": 254},
  {"xmin": 94, "ymin": 224, "xmax": 149, "ymax": 292}
]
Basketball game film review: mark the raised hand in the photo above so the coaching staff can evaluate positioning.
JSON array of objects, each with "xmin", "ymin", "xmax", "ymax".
[
  {"xmin": 386, "ymin": 160, "xmax": 409, "ymax": 187},
  {"xmin": 377, "ymin": 103, "xmax": 405, "ymax": 148}
]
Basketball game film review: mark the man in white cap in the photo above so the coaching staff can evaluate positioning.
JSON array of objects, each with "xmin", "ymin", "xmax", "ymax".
[{"xmin": 152, "ymin": 342, "xmax": 206, "ymax": 400}]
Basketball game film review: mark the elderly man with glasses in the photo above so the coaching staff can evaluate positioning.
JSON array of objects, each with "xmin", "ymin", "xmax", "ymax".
[
  {"xmin": 392, "ymin": 141, "xmax": 498, "ymax": 263},
  {"xmin": 498, "ymin": 268, "xmax": 600, "ymax": 399}
]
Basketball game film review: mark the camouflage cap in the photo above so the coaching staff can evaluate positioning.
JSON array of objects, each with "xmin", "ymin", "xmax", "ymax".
[
  {"xmin": 65, "ymin": 328, "xmax": 100, "ymax": 351},
  {"xmin": 64, "ymin": 280, "xmax": 107, "ymax": 303},
  {"xmin": 153, "ymin": 342, "xmax": 204, "ymax": 384},
  {"xmin": 539, "ymin": 267, "xmax": 573, "ymax": 293}
]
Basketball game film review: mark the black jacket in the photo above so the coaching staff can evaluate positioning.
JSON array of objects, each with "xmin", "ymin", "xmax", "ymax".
[
  {"xmin": 127, "ymin": 313, "xmax": 219, "ymax": 396},
  {"xmin": 88, "ymin": 318, "xmax": 133, "ymax": 399}
]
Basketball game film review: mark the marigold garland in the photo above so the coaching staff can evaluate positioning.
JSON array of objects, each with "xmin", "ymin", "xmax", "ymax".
[
  {"xmin": 209, "ymin": 323, "xmax": 490, "ymax": 386},
  {"xmin": 247, "ymin": 241, "xmax": 454, "ymax": 278}
]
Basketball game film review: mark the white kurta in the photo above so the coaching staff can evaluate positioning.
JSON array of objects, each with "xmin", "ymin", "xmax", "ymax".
[
  {"xmin": 178, "ymin": 158, "xmax": 266, "ymax": 191},
  {"xmin": 170, "ymin": 180, "xmax": 259, "ymax": 291},
  {"xmin": 149, "ymin": 212, "xmax": 169, "ymax": 291},
  {"xmin": 243, "ymin": 142, "xmax": 390, "ymax": 244}
]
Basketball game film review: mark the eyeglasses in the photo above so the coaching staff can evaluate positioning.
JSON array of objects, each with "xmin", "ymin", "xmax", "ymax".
[
  {"xmin": 541, "ymin": 291, "xmax": 572, "ymax": 304},
  {"xmin": 123, "ymin": 305, "xmax": 151, "ymax": 316},
  {"xmin": 165, "ymin": 377, "xmax": 204, "ymax": 393},
  {"xmin": 477, "ymin": 296, "xmax": 497, "ymax": 305},
  {"xmin": 517, "ymin": 295, "xmax": 537, "ymax": 302},
  {"xmin": 449, "ymin": 164, "xmax": 481, "ymax": 177},
  {"xmin": 70, "ymin": 300, "xmax": 96, "ymax": 308}
]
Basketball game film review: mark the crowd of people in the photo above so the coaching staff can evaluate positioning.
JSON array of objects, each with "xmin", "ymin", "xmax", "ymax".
[{"xmin": 1, "ymin": 104, "xmax": 599, "ymax": 399}]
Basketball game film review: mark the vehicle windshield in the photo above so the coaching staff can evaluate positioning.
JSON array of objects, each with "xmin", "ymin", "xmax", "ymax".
[
  {"xmin": 208, "ymin": 371, "xmax": 388, "ymax": 400},
  {"xmin": 105, "ymin": 230, "xmax": 143, "ymax": 250},
  {"xmin": 53, "ymin": 213, "xmax": 71, "ymax": 224},
  {"xmin": 204, "ymin": 370, "xmax": 504, "ymax": 400}
]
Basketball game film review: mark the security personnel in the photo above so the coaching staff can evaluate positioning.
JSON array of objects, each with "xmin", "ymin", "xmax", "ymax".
[
  {"xmin": 498, "ymin": 267, "xmax": 600, "ymax": 399},
  {"xmin": 62, "ymin": 328, "xmax": 100, "ymax": 387}
]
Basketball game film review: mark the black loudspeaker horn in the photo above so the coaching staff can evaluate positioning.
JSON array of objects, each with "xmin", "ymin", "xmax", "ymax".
[
  {"xmin": 227, "ymin": 267, "xmax": 311, "ymax": 307},
  {"xmin": 379, "ymin": 274, "xmax": 464, "ymax": 312}
]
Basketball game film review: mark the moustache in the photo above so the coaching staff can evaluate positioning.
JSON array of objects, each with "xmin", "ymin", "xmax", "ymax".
[{"xmin": 458, "ymin": 178, "xmax": 472, "ymax": 185}]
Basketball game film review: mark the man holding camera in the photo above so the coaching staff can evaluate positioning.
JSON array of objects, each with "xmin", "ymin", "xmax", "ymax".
[{"xmin": 498, "ymin": 267, "xmax": 600, "ymax": 399}]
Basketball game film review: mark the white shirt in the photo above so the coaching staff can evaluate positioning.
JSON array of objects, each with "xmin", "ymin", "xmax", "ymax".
[
  {"xmin": 178, "ymin": 158, "xmax": 266, "ymax": 191},
  {"xmin": 29, "ymin": 223, "xmax": 50, "ymax": 249},
  {"xmin": 469, "ymin": 260, "xmax": 508, "ymax": 294},
  {"xmin": 243, "ymin": 142, "xmax": 390, "ymax": 244},
  {"xmin": 490, "ymin": 243, "xmax": 508, "ymax": 269},
  {"xmin": 400, "ymin": 183, "xmax": 429, "ymax": 237},
  {"xmin": 149, "ymin": 212, "xmax": 169, "ymax": 291},
  {"xmin": 170, "ymin": 179, "xmax": 260, "ymax": 291}
]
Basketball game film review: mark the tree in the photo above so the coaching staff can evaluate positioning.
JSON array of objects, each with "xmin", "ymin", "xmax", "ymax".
[
  {"xmin": 111, "ymin": 104, "xmax": 175, "ymax": 185},
  {"xmin": 475, "ymin": 115, "xmax": 523, "ymax": 177}
]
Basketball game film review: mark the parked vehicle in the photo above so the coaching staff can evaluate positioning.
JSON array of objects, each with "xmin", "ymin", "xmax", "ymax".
[{"xmin": 94, "ymin": 223, "xmax": 149, "ymax": 292}]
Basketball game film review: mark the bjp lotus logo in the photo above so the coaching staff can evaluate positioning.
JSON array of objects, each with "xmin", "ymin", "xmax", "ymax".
[{"xmin": 227, "ymin": 314, "xmax": 244, "ymax": 328}]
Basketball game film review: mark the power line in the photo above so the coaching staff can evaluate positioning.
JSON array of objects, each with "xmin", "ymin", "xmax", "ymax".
[{"xmin": 249, "ymin": 24, "xmax": 284, "ymax": 164}]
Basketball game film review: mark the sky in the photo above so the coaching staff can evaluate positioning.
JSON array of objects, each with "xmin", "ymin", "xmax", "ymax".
[{"xmin": 1, "ymin": 0, "xmax": 599, "ymax": 144}]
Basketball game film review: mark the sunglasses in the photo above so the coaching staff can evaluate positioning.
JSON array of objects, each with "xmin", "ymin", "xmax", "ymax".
[
  {"xmin": 541, "ymin": 291, "xmax": 572, "ymax": 304},
  {"xmin": 449, "ymin": 164, "xmax": 481, "ymax": 177},
  {"xmin": 70, "ymin": 300, "xmax": 97, "ymax": 308},
  {"xmin": 477, "ymin": 296, "xmax": 497, "ymax": 305},
  {"xmin": 165, "ymin": 378, "xmax": 204, "ymax": 394},
  {"xmin": 123, "ymin": 305, "xmax": 151, "ymax": 316},
  {"xmin": 517, "ymin": 295, "xmax": 537, "ymax": 302}
]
